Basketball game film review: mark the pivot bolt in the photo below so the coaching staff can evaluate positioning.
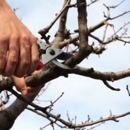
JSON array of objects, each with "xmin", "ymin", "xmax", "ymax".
[{"xmin": 49, "ymin": 49, "xmax": 55, "ymax": 55}]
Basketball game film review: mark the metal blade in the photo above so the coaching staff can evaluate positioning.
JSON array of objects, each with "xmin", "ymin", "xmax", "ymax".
[
  {"xmin": 52, "ymin": 59, "xmax": 76, "ymax": 70},
  {"xmin": 37, "ymin": 39, "xmax": 73, "ymax": 64},
  {"xmin": 37, "ymin": 39, "xmax": 63, "ymax": 64},
  {"xmin": 56, "ymin": 52, "xmax": 73, "ymax": 60}
]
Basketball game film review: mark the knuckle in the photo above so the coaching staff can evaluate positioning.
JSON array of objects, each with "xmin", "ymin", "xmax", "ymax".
[
  {"xmin": 32, "ymin": 36, "xmax": 37, "ymax": 43},
  {"xmin": 11, "ymin": 34, "xmax": 19, "ymax": 42},
  {"xmin": 9, "ymin": 57, "xmax": 18, "ymax": 66},
  {"xmin": 0, "ymin": 34, "xmax": 9, "ymax": 43},
  {"xmin": 21, "ymin": 35, "xmax": 31, "ymax": 48},
  {"xmin": 22, "ymin": 59, "xmax": 30, "ymax": 68},
  {"xmin": 21, "ymin": 35, "xmax": 29, "ymax": 43}
]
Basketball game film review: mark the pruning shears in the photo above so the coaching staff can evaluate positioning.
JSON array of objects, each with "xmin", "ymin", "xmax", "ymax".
[
  {"xmin": 37, "ymin": 39, "xmax": 74, "ymax": 70},
  {"xmin": 0, "ymin": 39, "xmax": 74, "ymax": 82}
]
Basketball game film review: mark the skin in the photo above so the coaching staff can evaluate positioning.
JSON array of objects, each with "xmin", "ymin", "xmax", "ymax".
[
  {"xmin": 12, "ymin": 69, "xmax": 44, "ymax": 96},
  {"xmin": 0, "ymin": 0, "xmax": 39, "ymax": 77},
  {"xmin": 0, "ymin": 0, "xmax": 40, "ymax": 94}
]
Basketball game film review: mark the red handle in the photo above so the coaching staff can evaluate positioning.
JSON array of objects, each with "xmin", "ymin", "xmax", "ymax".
[
  {"xmin": 37, "ymin": 61, "xmax": 44, "ymax": 70},
  {"xmin": 35, "ymin": 37, "xmax": 44, "ymax": 70}
]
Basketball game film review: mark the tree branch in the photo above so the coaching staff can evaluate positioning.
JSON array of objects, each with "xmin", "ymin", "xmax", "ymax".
[{"xmin": 65, "ymin": 0, "xmax": 92, "ymax": 67}]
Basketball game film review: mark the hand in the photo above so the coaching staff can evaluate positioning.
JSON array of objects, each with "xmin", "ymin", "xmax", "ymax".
[
  {"xmin": 0, "ymin": 1, "xmax": 39, "ymax": 77},
  {"xmin": 12, "ymin": 69, "xmax": 44, "ymax": 96},
  {"xmin": 12, "ymin": 61, "xmax": 44, "ymax": 96}
]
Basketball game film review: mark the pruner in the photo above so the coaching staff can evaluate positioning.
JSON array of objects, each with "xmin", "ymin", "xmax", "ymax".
[{"xmin": 37, "ymin": 39, "xmax": 74, "ymax": 70}]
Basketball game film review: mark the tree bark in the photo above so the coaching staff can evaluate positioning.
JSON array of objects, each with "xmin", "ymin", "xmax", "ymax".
[{"xmin": 0, "ymin": 93, "xmax": 37, "ymax": 129}]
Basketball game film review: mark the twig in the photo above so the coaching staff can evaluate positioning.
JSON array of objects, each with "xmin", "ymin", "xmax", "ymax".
[
  {"xmin": 42, "ymin": 110, "xmax": 130, "ymax": 128},
  {"xmin": 103, "ymin": 0, "xmax": 125, "ymax": 9},
  {"xmin": 88, "ymin": 0, "xmax": 99, "ymax": 7},
  {"xmin": 68, "ymin": 3, "xmax": 77, "ymax": 8},
  {"xmin": 9, "ymin": 88, "xmax": 47, "ymax": 112},
  {"xmin": 2, "ymin": 90, "xmax": 9, "ymax": 105},
  {"xmin": 67, "ymin": 110, "xmax": 74, "ymax": 123},
  {"xmin": 35, "ymin": 82, "xmax": 50, "ymax": 102},
  {"xmin": 126, "ymin": 85, "xmax": 130, "ymax": 97},
  {"xmin": 44, "ymin": 92, "xmax": 64, "ymax": 109},
  {"xmin": 38, "ymin": 0, "xmax": 71, "ymax": 36},
  {"xmin": 26, "ymin": 99, "xmax": 130, "ymax": 129},
  {"xmin": 102, "ymin": 23, "xmax": 108, "ymax": 42},
  {"xmin": 110, "ymin": 10, "xmax": 130, "ymax": 20},
  {"xmin": 102, "ymin": 80, "xmax": 120, "ymax": 91},
  {"xmin": 87, "ymin": 122, "xmax": 104, "ymax": 130}
]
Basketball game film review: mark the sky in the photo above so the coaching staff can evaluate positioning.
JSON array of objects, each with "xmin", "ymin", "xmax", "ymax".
[{"xmin": 3, "ymin": 0, "xmax": 130, "ymax": 130}]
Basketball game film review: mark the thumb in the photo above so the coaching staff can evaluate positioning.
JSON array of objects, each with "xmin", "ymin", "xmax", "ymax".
[
  {"xmin": 12, "ymin": 76, "xmax": 28, "ymax": 96},
  {"xmin": 21, "ymin": 88, "xmax": 28, "ymax": 96}
]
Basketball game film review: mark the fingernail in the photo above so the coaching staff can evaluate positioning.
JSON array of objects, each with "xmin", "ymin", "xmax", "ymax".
[{"xmin": 22, "ymin": 90, "xmax": 27, "ymax": 96}]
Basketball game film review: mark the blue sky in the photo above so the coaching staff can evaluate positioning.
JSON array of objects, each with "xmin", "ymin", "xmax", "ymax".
[{"xmin": 4, "ymin": 0, "xmax": 130, "ymax": 130}]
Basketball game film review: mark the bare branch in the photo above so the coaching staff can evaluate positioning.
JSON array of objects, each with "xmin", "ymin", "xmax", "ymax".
[
  {"xmin": 51, "ymin": 0, "xmax": 72, "ymax": 49},
  {"xmin": 87, "ymin": 0, "xmax": 99, "ymax": 7},
  {"xmin": 65, "ymin": 0, "xmax": 92, "ymax": 67},
  {"xmin": 70, "ymin": 66, "xmax": 130, "ymax": 83},
  {"xmin": 110, "ymin": 10, "xmax": 130, "ymax": 20},
  {"xmin": 38, "ymin": 0, "xmax": 71, "ymax": 43},
  {"xmin": 40, "ymin": 109, "xmax": 130, "ymax": 129},
  {"xmin": 126, "ymin": 85, "xmax": 130, "ymax": 97},
  {"xmin": 1, "ymin": 64, "xmax": 130, "ymax": 93},
  {"xmin": 102, "ymin": 80, "xmax": 120, "ymax": 91},
  {"xmin": 44, "ymin": 92, "xmax": 64, "ymax": 110},
  {"xmin": 103, "ymin": 0, "xmax": 125, "ymax": 10}
]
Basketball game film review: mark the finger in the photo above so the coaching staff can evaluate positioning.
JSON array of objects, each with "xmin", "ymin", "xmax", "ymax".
[
  {"xmin": 15, "ymin": 36, "xmax": 31, "ymax": 77},
  {"xmin": 26, "ymin": 69, "xmax": 44, "ymax": 94},
  {"xmin": 13, "ymin": 76, "xmax": 28, "ymax": 96},
  {"xmin": 0, "ymin": 37, "xmax": 8, "ymax": 74},
  {"xmin": 27, "ymin": 84, "xmax": 44, "ymax": 94},
  {"xmin": 32, "ymin": 68, "xmax": 42, "ymax": 74},
  {"xmin": 3, "ymin": 36, "xmax": 19, "ymax": 76},
  {"xmin": 27, "ymin": 37, "xmax": 39, "ymax": 74}
]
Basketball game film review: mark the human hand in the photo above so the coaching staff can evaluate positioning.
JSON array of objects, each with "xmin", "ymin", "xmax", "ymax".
[
  {"xmin": 0, "ymin": 1, "xmax": 39, "ymax": 77},
  {"xmin": 12, "ymin": 69, "xmax": 44, "ymax": 96},
  {"xmin": 12, "ymin": 61, "xmax": 44, "ymax": 96}
]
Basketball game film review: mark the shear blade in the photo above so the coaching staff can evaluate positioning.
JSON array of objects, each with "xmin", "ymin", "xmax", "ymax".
[
  {"xmin": 56, "ymin": 52, "xmax": 73, "ymax": 60},
  {"xmin": 52, "ymin": 59, "xmax": 76, "ymax": 70}
]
